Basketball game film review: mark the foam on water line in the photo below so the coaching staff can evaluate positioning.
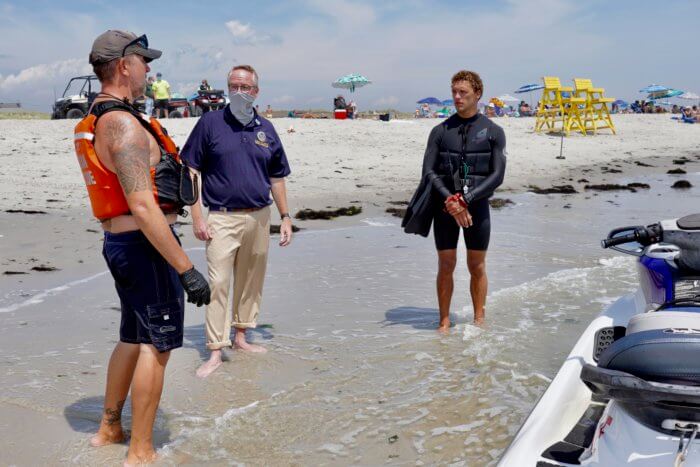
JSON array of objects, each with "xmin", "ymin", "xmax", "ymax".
[{"xmin": 0, "ymin": 270, "xmax": 109, "ymax": 313}]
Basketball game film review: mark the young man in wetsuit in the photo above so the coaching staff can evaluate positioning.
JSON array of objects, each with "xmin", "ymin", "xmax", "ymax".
[
  {"xmin": 80, "ymin": 30, "xmax": 210, "ymax": 465},
  {"xmin": 421, "ymin": 70, "xmax": 506, "ymax": 331}
]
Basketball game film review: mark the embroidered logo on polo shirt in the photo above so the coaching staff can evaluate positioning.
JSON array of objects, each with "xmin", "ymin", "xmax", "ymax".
[{"xmin": 255, "ymin": 131, "xmax": 269, "ymax": 148}]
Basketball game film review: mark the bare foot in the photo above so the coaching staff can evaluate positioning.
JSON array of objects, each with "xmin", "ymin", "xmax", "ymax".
[
  {"xmin": 474, "ymin": 310, "xmax": 485, "ymax": 326},
  {"xmin": 196, "ymin": 350, "xmax": 222, "ymax": 378},
  {"xmin": 124, "ymin": 449, "xmax": 158, "ymax": 466},
  {"xmin": 90, "ymin": 428, "xmax": 126, "ymax": 447},
  {"xmin": 437, "ymin": 318, "xmax": 451, "ymax": 334},
  {"xmin": 234, "ymin": 340, "xmax": 267, "ymax": 353}
]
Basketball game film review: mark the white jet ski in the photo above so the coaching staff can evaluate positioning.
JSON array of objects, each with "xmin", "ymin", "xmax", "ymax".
[{"xmin": 499, "ymin": 214, "xmax": 700, "ymax": 466}]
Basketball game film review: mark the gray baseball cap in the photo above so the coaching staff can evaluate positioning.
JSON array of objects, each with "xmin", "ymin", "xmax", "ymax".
[{"xmin": 89, "ymin": 30, "xmax": 162, "ymax": 65}]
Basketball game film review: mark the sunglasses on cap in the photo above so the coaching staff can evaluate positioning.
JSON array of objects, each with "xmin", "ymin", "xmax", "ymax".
[{"xmin": 122, "ymin": 34, "xmax": 149, "ymax": 59}]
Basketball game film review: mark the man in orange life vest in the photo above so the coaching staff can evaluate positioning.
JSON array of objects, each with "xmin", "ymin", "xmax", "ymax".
[{"xmin": 74, "ymin": 30, "xmax": 210, "ymax": 465}]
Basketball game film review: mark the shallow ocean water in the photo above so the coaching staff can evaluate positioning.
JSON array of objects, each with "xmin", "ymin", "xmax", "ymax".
[{"xmin": 1, "ymin": 172, "xmax": 699, "ymax": 466}]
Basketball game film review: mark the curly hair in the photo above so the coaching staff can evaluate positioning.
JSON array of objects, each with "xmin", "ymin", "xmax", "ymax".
[{"xmin": 451, "ymin": 70, "xmax": 483, "ymax": 97}]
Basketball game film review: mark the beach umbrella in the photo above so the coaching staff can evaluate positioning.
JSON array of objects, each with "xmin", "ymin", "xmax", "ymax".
[
  {"xmin": 514, "ymin": 83, "xmax": 544, "ymax": 108},
  {"xmin": 498, "ymin": 94, "xmax": 519, "ymax": 103},
  {"xmin": 515, "ymin": 83, "xmax": 544, "ymax": 94},
  {"xmin": 639, "ymin": 84, "xmax": 668, "ymax": 93},
  {"xmin": 442, "ymin": 99, "xmax": 454, "ymax": 106},
  {"xmin": 679, "ymin": 91, "xmax": 700, "ymax": 107},
  {"xmin": 331, "ymin": 73, "xmax": 371, "ymax": 93},
  {"xmin": 613, "ymin": 99, "xmax": 628, "ymax": 108},
  {"xmin": 417, "ymin": 97, "xmax": 443, "ymax": 105},
  {"xmin": 647, "ymin": 89, "xmax": 684, "ymax": 100}
]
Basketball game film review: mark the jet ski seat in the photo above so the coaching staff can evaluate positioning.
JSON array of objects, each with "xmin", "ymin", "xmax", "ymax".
[
  {"xmin": 626, "ymin": 311, "xmax": 700, "ymax": 335},
  {"xmin": 581, "ymin": 328, "xmax": 700, "ymax": 435},
  {"xmin": 677, "ymin": 213, "xmax": 700, "ymax": 230}
]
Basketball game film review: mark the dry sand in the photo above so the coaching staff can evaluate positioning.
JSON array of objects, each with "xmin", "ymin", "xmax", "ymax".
[{"xmin": 1, "ymin": 113, "xmax": 698, "ymax": 281}]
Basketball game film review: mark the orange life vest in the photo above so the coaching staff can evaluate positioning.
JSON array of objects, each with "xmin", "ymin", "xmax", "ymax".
[{"xmin": 73, "ymin": 101, "xmax": 182, "ymax": 221}]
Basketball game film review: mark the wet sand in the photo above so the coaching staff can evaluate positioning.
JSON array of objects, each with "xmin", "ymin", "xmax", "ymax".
[{"xmin": 0, "ymin": 114, "xmax": 699, "ymax": 465}]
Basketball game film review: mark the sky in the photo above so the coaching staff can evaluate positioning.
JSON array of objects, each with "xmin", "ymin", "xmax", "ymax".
[{"xmin": 1, "ymin": 0, "xmax": 699, "ymax": 112}]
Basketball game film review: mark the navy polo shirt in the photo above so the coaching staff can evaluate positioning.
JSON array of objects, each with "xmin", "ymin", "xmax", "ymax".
[{"xmin": 180, "ymin": 106, "xmax": 291, "ymax": 209}]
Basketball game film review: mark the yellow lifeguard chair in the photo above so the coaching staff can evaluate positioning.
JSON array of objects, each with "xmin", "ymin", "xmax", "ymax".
[
  {"xmin": 535, "ymin": 76, "xmax": 586, "ymax": 135},
  {"xmin": 573, "ymin": 78, "xmax": 616, "ymax": 134}
]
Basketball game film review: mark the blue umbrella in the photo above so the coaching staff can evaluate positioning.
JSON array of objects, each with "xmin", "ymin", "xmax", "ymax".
[
  {"xmin": 332, "ymin": 73, "xmax": 372, "ymax": 93},
  {"xmin": 639, "ymin": 84, "xmax": 669, "ymax": 93},
  {"xmin": 648, "ymin": 89, "xmax": 684, "ymax": 100},
  {"xmin": 515, "ymin": 83, "xmax": 545, "ymax": 109},
  {"xmin": 613, "ymin": 99, "xmax": 628, "ymax": 107},
  {"xmin": 515, "ymin": 83, "xmax": 544, "ymax": 94},
  {"xmin": 442, "ymin": 99, "xmax": 454, "ymax": 106},
  {"xmin": 417, "ymin": 97, "xmax": 443, "ymax": 105}
]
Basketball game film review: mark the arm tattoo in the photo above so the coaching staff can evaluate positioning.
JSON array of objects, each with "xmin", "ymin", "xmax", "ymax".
[
  {"xmin": 103, "ymin": 114, "xmax": 152, "ymax": 195},
  {"xmin": 103, "ymin": 399, "xmax": 126, "ymax": 425}
]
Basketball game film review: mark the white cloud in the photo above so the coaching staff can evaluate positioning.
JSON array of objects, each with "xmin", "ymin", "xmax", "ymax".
[
  {"xmin": 225, "ymin": 20, "xmax": 279, "ymax": 46},
  {"xmin": 0, "ymin": 58, "xmax": 92, "ymax": 91}
]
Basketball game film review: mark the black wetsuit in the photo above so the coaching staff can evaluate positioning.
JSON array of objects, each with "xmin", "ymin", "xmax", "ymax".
[{"xmin": 422, "ymin": 113, "xmax": 506, "ymax": 251}]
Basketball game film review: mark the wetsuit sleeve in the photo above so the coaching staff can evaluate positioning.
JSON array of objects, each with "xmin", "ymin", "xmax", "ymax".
[
  {"xmin": 421, "ymin": 125, "xmax": 452, "ymax": 199},
  {"xmin": 464, "ymin": 125, "xmax": 506, "ymax": 204}
]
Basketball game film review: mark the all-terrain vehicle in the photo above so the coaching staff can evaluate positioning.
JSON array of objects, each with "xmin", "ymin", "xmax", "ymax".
[
  {"xmin": 52, "ymin": 75, "xmax": 99, "ymax": 119},
  {"xmin": 189, "ymin": 89, "xmax": 226, "ymax": 116}
]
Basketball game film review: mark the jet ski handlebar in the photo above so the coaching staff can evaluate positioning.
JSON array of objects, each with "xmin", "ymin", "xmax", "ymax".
[{"xmin": 601, "ymin": 224, "xmax": 662, "ymax": 249}]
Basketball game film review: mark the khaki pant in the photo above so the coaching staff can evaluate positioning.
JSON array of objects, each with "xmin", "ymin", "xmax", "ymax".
[{"xmin": 205, "ymin": 207, "xmax": 270, "ymax": 350}]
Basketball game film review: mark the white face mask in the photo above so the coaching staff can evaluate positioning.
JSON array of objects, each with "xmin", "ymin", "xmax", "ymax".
[{"xmin": 229, "ymin": 91, "xmax": 256, "ymax": 125}]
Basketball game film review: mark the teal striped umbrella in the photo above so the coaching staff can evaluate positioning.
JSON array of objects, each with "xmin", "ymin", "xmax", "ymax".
[{"xmin": 332, "ymin": 73, "xmax": 372, "ymax": 93}]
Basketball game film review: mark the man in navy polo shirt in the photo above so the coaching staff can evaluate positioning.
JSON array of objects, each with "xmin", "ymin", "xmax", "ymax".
[{"xmin": 181, "ymin": 64, "xmax": 293, "ymax": 378}]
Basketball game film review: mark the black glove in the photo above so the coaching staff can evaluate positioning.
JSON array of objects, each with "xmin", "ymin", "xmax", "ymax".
[{"xmin": 179, "ymin": 267, "xmax": 211, "ymax": 307}]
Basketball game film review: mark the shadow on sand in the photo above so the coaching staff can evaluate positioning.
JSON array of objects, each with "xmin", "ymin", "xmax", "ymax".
[
  {"xmin": 64, "ymin": 396, "xmax": 171, "ymax": 445},
  {"xmin": 383, "ymin": 306, "xmax": 440, "ymax": 330}
]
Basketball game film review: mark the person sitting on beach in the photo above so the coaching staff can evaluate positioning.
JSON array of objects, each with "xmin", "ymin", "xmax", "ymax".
[
  {"xmin": 484, "ymin": 102, "xmax": 497, "ymax": 118},
  {"xmin": 182, "ymin": 64, "xmax": 293, "ymax": 378},
  {"xmin": 78, "ymin": 30, "xmax": 210, "ymax": 465},
  {"xmin": 347, "ymin": 99, "xmax": 357, "ymax": 119},
  {"xmin": 199, "ymin": 79, "xmax": 211, "ymax": 91},
  {"xmin": 334, "ymin": 95, "xmax": 347, "ymax": 110},
  {"xmin": 405, "ymin": 69, "xmax": 506, "ymax": 331},
  {"xmin": 518, "ymin": 101, "xmax": 532, "ymax": 117},
  {"xmin": 681, "ymin": 107, "xmax": 696, "ymax": 123}
]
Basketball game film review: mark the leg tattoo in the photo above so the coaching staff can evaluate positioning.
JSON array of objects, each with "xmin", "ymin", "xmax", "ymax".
[{"xmin": 104, "ymin": 399, "xmax": 126, "ymax": 426}]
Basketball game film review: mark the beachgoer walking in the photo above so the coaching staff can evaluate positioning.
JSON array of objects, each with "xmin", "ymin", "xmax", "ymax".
[
  {"xmin": 152, "ymin": 71, "xmax": 170, "ymax": 118},
  {"xmin": 265, "ymin": 104, "xmax": 273, "ymax": 118},
  {"xmin": 76, "ymin": 30, "xmax": 210, "ymax": 465},
  {"xmin": 181, "ymin": 64, "xmax": 293, "ymax": 378},
  {"xmin": 405, "ymin": 70, "xmax": 506, "ymax": 331}
]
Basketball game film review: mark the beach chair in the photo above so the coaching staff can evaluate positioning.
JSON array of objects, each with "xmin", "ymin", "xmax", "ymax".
[
  {"xmin": 573, "ymin": 78, "xmax": 616, "ymax": 135},
  {"xmin": 535, "ymin": 76, "xmax": 586, "ymax": 135}
]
